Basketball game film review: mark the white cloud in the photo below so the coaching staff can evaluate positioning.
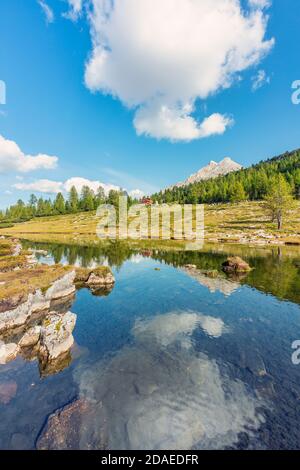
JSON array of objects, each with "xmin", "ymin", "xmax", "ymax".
[
  {"xmin": 0, "ymin": 135, "xmax": 58, "ymax": 173},
  {"xmin": 134, "ymin": 101, "xmax": 233, "ymax": 141},
  {"xmin": 63, "ymin": 177, "xmax": 119, "ymax": 194},
  {"xmin": 84, "ymin": 0, "xmax": 274, "ymax": 141},
  {"xmin": 251, "ymin": 69, "xmax": 271, "ymax": 91},
  {"xmin": 13, "ymin": 176, "xmax": 121, "ymax": 195},
  {"xmin": 14, "ymin": 179, "xmax": 63, "ymax": 194},
  {"xmin": 38, "ymin": 0, "xmax": 54, "ymax": 23},
  {"xmin": 63, "ymin": 0, "xmax": 83, "ymax": 21}
]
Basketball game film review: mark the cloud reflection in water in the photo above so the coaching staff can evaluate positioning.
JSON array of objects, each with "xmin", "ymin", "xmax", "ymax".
[{"xmin": 74, "ymin": 311, "xmax": 265, "ymax": 450}]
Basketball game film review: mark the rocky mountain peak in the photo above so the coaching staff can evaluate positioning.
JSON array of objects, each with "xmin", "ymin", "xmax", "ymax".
[{"xmin": 169, "ymin": 157, "xmax": 242, "ymax": 189}]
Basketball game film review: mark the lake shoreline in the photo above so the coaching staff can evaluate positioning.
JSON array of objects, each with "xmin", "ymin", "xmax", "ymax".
[{"xmin": 1, "ymin": 201, "xmax": 300, "ymax": 248}]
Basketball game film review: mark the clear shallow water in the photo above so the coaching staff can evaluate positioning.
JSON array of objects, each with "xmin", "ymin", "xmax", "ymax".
[{"xmin": 1, "ymin": 242, "xmax": 300, "ymax": 449}]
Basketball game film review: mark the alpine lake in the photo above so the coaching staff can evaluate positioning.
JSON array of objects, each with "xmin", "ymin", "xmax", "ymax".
[{"xmin": 1, "ymin": 239, "xmax": 300, "ymax": 450}]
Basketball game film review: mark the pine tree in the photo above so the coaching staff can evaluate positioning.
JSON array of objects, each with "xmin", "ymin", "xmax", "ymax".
[
  {"xmin": 229, "ymin": 182, "xmax": 247, "ymax": 203},
  {"xmin": 263, "ymin": 175, "xmax": 295, "ymax": 229},
  {"xmin": 54, "ymin": 192, "xmax": 66, "ymax": 214},
  {"xmin": 69, "ymin": 186, "xmax": 79, "ymax": 213},
  {"xmin": 80, "ymin": 186, "xmax": 94, "ymax": 211},
  {"xmin": 94, "ymin": 186, "xmax": 106, "ymax": 208}
]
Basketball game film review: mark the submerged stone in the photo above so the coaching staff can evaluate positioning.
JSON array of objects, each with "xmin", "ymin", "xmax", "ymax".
[
  {"xmin": 0, "ymin": 380, "xmax": 17, "ymax": 404},
  {"xmin": 36, "ymin": 399, "xmax": 96, "ymax": 450}
]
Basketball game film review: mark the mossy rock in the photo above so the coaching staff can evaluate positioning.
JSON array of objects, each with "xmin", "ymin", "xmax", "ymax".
[
  {"xmin": 74, "ymin": 267, "xmax": 91, "ymax": 283},
  {"xmin": 222, "ymin": 256, "xmax": 252, "ymax": 273},
  {"xmin": 74, "ymin": 266, "xmax": 111, "ymax": 284}
]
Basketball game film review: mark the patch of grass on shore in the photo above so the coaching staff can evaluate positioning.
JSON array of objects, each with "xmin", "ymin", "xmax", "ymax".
[{"xmin": 0, "ymin": 265, "xmax": 73, "ymax": 309}]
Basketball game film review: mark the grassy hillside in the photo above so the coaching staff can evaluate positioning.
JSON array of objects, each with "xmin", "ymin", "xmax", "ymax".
[{"xmin": 1, "ymin": 201, "xmax": 300, "ymax": 246}]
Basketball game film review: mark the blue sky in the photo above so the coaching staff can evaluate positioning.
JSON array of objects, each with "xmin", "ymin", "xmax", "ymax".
[{"xmin": 0, "ymin": 0, "xmax": 299, "ymax": 207}]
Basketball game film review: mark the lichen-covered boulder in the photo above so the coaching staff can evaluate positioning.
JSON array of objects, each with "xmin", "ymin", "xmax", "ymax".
[
  {"xmin": 75, "ymin": 266, "xmax": 115, "ymax": 287},
  {"xmin": 87, "ymin": 268, "xmax": 115, "ymax": 287},
  {"xmin": 39, "ymin": 311, "xmax": 76, "ymax": 362}
]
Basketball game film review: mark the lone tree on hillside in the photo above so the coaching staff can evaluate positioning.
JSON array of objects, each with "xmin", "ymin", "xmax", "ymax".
[{"xmin": 263, "ymin": 175, "xmax": 295, "ymax": 230}]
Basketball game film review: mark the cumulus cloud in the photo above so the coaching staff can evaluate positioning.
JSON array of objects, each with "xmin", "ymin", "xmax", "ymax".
[
  {"xmin": 63, "ymin": 176, "xmax": 118, "ymax": 194},
  {"xmin": 13, "ymin": 176, "xmax": 124, "ymax": 195},
  {"xmin": 14, "ymin": 179, "xmax": 63, "ymax": 194},
  {"xmin": 38, "ymin": 0, "xmax": 54, "ymax": 23},
  {"xmin": 251, "ymin": 69, "xmax": 270, "ymax": 91},
  {"xmin": 134, "ymin": 101, "xmax": 233, "ymax": 141},
  {"xmin": 0, "ymin": 135, "xmax": 58, "ymax": 173},
  {"xmin": 83, "ymin": 0, "xmax": 274, "ymax": 141}
]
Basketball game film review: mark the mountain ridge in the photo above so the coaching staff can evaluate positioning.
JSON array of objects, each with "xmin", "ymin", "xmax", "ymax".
[{"xmin": 168, "ymin": 157, "xmax": 242, "ymax": 190}]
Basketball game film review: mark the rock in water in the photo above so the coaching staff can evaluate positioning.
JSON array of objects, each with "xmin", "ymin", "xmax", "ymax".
[
  {"xmin": 0, "ymin": 380, "xmax": 17, "ymax": 404},
  {"xmin": 75, "ymin": 267, "xmax": 115, "ymax": 288},
  {"xmin": 0, "ymin": 341, "xmax": 19, "ymax": 365},
  {"xmin": 86, "ymin": 270, "xmax": 115, "ymax": 287},
  {"xmin": 39, "ymin": 311, "xmax": 76, "ymax": 363},
  {"xmin": 222, "ymin": 256, "xmax": 251, "ymax": 274},
  {"xmin": 36, "ymin": 399, "xmax": 95, "ymax": 450},
  {"xmin": 39, "ymin": 350, "xmax": 72, "ymax": 378}
]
